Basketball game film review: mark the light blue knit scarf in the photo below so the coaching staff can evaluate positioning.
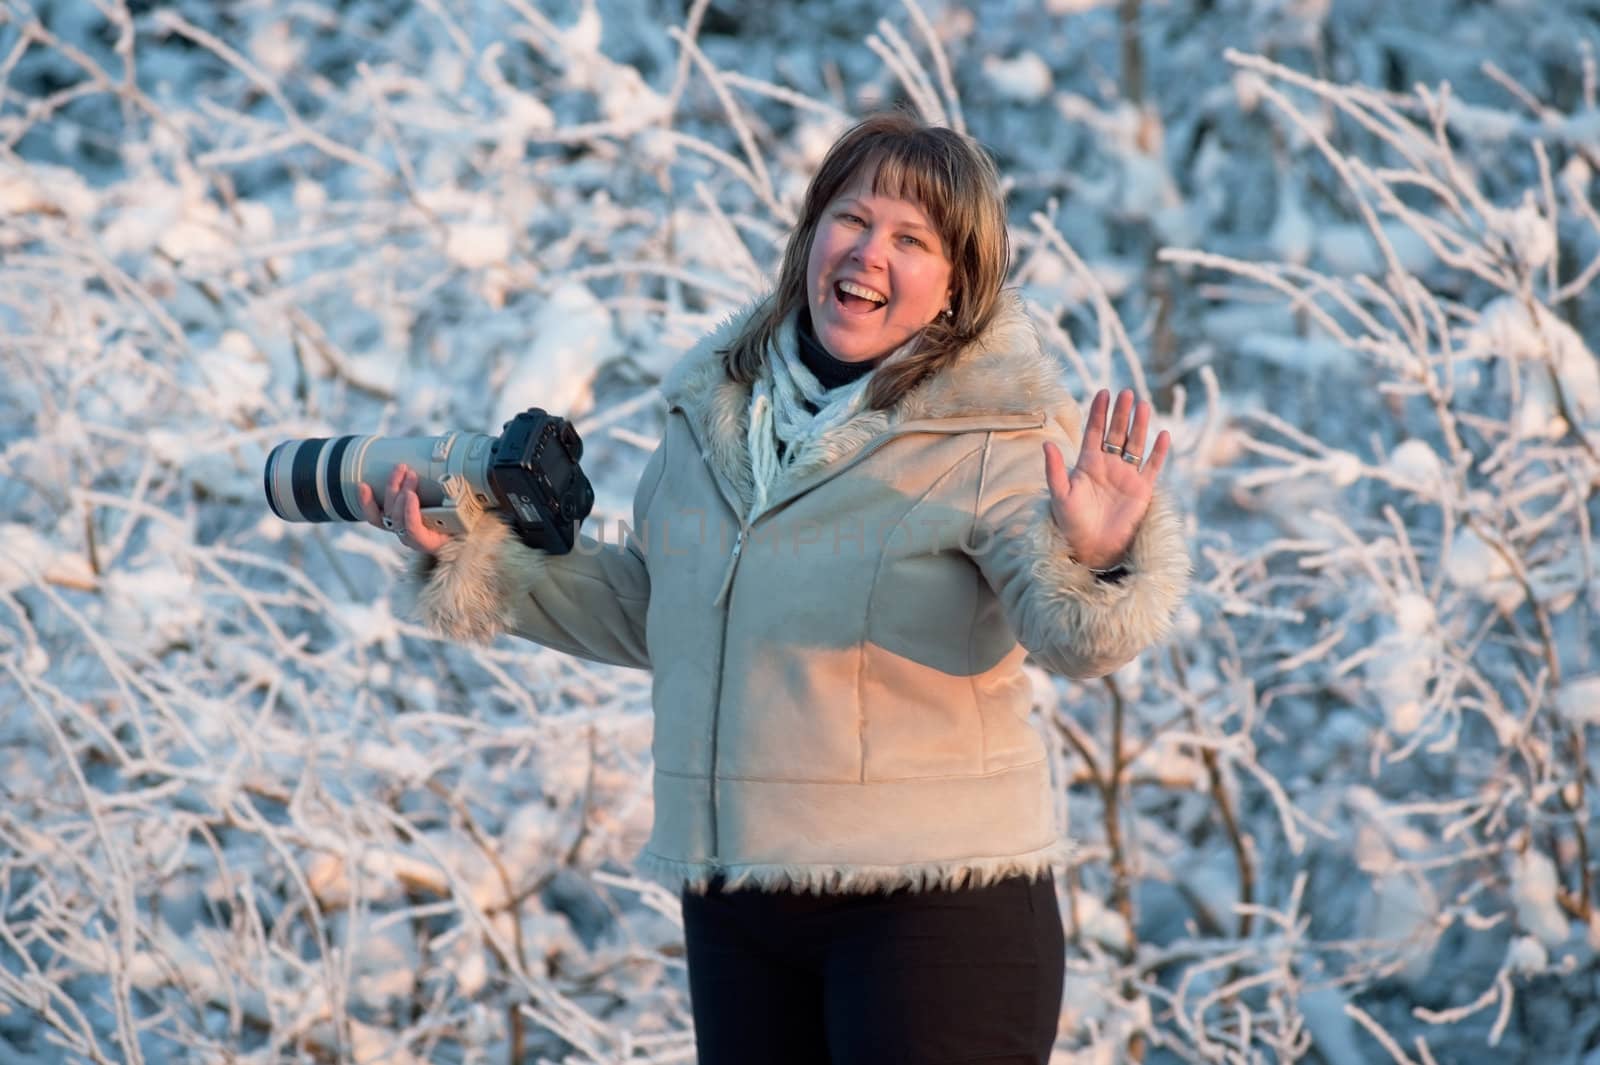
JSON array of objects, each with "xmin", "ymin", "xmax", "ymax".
[{"xmin": 741, "ymin": 318, "xmax": 919, "ymax": 526}]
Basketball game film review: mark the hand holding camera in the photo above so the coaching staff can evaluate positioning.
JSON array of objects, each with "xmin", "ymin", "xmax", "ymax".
[
  {"xmin": 264, "ymin": 408, "xmax": 595, "ymax": 555},
  {"xmin": 358, "ymin": 464, "xmax": 452, "ymax": 554}
]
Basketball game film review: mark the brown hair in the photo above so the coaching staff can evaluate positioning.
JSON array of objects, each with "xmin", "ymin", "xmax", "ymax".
[{"xmin": 721, "ymin": 111, "xmax": 1010, "ymax": 410}]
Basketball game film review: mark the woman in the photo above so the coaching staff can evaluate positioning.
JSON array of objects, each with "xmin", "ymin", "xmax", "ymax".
[{"xmin": 363, "ymin": 112, "xmax": 1191, "ymax": 1064}]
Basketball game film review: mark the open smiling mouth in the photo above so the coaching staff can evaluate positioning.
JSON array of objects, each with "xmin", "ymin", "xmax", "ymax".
[{"xmin": 834, "ymin": 280, "xmax": 887, "ymax": 314}]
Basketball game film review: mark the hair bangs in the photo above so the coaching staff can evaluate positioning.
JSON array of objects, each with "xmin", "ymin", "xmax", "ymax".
[{"xmin": 862, "ymin": 145, "xmax": 959, "ymax": 250}]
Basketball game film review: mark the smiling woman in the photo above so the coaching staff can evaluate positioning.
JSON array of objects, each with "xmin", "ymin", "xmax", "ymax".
[{"xmin": 391, "ymin": 109, "xmax": 1194, "ymax": 1065}]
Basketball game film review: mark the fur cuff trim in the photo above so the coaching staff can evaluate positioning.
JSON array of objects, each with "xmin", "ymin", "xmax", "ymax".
[
  {"xmin": 1022, "ymin": 486, "xmax": 1192, "ymax": 677},
  {"xmin": 637, "ymin": 839, "xmax": 1074, "ymax": 897},
  {"xmin": 398, "ymin": 481, "xmax": 521, "ymax": 644}
]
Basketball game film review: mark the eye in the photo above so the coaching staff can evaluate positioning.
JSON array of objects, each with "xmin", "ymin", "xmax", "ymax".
[
  {"xmin": 900, "ymin": 234, "xmax": 927, "ymax": 249},
  {"xmin": 838, "ymin": 212, "xmax": 865, "ymax": 225}
]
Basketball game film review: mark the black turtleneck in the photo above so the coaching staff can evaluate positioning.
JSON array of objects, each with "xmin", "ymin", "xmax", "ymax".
[{"xmin": 796, "ymin": 310, "xmax": 885, "ymax": 400}]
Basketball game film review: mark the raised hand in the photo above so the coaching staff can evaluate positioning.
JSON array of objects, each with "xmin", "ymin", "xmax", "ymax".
[
  {"xmin": 1042, "ymin": 388, "xmax": 1171, "ymax": 570},
  {"xmin": 358, "ymin": 464, "xmax": 453, "ymax": 555}
]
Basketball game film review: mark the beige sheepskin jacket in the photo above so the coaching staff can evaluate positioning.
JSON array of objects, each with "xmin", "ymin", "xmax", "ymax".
[{"xmin": 407, "ymin": 291, "xmax": 1192, "ymax": 896}]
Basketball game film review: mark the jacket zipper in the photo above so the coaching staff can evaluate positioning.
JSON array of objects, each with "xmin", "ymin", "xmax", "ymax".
[
  {"xmin": 664, "ymin": 406, "xmax": 747, "ymax": 876},
  {"xmin": 708, "ymin": 524, "xmax": 748, "ymax": 871}
]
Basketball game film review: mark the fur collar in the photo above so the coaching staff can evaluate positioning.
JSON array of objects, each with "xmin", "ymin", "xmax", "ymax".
[{"xmin": 660, "ymin": 290, "xmax": 1073, "ymax": 514}]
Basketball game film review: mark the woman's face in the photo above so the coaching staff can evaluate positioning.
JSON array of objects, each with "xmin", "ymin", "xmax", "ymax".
[{"xmin": 804, "ymin": 173, "xmax": 953, "ymax": 364}]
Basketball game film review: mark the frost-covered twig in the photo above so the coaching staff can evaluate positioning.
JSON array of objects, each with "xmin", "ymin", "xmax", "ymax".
[{"xmin": 1032, "ymin": 212, "xmax": 1152, "ymax": 394}]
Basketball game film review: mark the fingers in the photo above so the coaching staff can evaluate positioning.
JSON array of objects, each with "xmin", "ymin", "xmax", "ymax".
[
  {"xmin": 360, "ymin": 464, "xmax": 448, "ymax": 552},
  {"xmin": 1043, "ymin": 442, "xmax": 1071, "ymax": 535},
  {"xmin": 1144, "ymin": 429, "xmax": 1171, "ymax": 479},
  {"xmin": 1088, "ymin": 388, "xmax": 1170, "ymax": 479},
  {"xmin": 1107, "ymin": 389, "xmax": 1135, "ymax": 449},
  {"xmin": 1083, "ymin": 388, "xmax": 1110, "ymax": 450},
  {"xmin": 401, "ymin": 469, "xmax": 426, "ymax": 538},
  {"xmin": 383, "ymin": 463, "xmax": 407, "ymax": 518},
  {"xmin": 361, "ymin": 464, "xmax": 419, "ymax": 533},
  {"xmin": 1127, "ymin": 400, "xmax": 1151, "ymax": 460},
  {"xmin": 386, "ymin": 466, "xmax": 417, "ymax": 533},
  {"xmin": 358, "ymin": 483, "xmax": 382, "ymax": 527},
  {"xmin": 1085, "ymin": 388, "xmax": 1138, "ymax": 460},
  {"xmin": 1042, "ymin": 440, "xmax": 1071, "ymax": 496}
]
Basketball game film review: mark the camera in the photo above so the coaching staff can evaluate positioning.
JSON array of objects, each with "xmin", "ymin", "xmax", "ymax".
[{"xmin": 264, "ymin": 408, "xmax": 595, "ymax": 554}]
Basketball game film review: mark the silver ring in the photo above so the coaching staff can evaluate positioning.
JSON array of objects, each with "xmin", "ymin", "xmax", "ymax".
[
  {"xmin": 381, "ymin": 515, "xmax": 394, "ymax": 530},
  {"xmin": 1121, "ymin": 451, "xmax": 1141, "ymax": 465},
  {"xmin": 1102, "ymin": 442, "xmax": 1123, "ymax": 456}
]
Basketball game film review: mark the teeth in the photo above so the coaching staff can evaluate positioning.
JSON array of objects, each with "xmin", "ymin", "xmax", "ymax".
[{"xmin": 837, "ymin": 280, "xmax": 887, "ymax": 304}]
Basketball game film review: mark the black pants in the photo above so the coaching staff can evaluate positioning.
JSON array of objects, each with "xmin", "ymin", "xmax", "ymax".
[{"xmin": 681, "ymin": 870, "xmax": 1065, "ymax": 1065}]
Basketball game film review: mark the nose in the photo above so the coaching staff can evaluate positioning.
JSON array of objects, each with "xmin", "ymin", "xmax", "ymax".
[{"xmin": 850, "ymin": 225, "xmax": 890, "ymax": 269}]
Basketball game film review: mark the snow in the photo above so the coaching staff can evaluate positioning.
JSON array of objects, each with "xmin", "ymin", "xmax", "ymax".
[
  {"xmin": 1045, "ymin": 0, "xmax": 1115, "ymax": 12},
  {"xmin": 1386, "ymin": 437, "xmax": 1445, "ymax": 489},
  {"xmin": 1506, "ymin": 934, "xmax": 1550, "ymax": 976},
  {"xmin": 1359, "ymin": 870, "xmax": 1441, "ymax": 986},
  {"xmin": 1443, "ymin": 97, "xmax": 1525, "ymax": 143},
  {"xmin": 0, "ymin": 161, "xmax": 95, "ymax": 220},
  {"xmin": 1556, "ymin": 676, "xmax": 1600, "ymax": 728},
  {"xmin": 199, "ymin": 330, "xmax": 274, "ymax": 421},
  {"xmin": 1445, "ymin": 528, "xmax": 1527, "ymax": 614},
  {"xmin": 1512, "ymin": 849, "xmax": 1572, "ymax": 949},
  {"xmin": 444, "ymin": 219, "xmax": 513, "ymax": 269},
  {"xmin": 4, "ymin": 0, "xmax": 1599, "ymax": 1061},
  {"xmin": 0, "ymin": 523, "xmax": 59, "ymax": 593},
  {"xmin": 1364, "ymin": 634, "xmax": 1439, "ymax": 735},
  {"xmin": 491, "ymin": 281, "xmax": 614, "ymax": 429},
  {"xmin": 984, "ymin": 52, "xmax": 1053, "ymax": 103},
  {"xmin": 100, "ymin": 561, "xmax": 205, "ymax": 648},
  {"xmin": 1392, "ymin": 591, "xmax": 1436, "ymax": 637},
  {"xmin": 249, "ymin": 18, "xmax": 303, "ymax": 78},
  {"xmin": 1485, "ymin": 191, "xmax": 1557, "ymax": 272},
  {"xmin": 1462, "ymin": 297, "xmax": 1600, "ymax": 445},
  {"xmin": 1071, "ymin": 893, "xmax": 1131, "ymax": 954}
]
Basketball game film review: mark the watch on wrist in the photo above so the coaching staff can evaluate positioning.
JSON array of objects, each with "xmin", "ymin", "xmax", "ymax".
[{"xmin": 1070, "ymin": 552, "xmax": 1130, "ymax": 582}]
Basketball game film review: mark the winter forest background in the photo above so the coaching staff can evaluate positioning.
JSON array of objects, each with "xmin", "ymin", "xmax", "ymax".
[{"xmin": 3, "ymin": 0, "xmax": 1599, "ymax": 1061}]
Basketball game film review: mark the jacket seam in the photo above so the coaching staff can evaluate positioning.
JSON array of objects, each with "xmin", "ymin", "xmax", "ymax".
[
  {"xmin": 858, "ymin": 441, "xmax": 990, "ymax": 784},
  {"xmin": 855, "ymin": 591, "xmax": 868, "ymax": 784},
  {"xmin": 970, "ymin": 435, "xmax": 992, "ymax": 773},
  {"xmin": 656, "ymin": 758, "xmax": 1046, "ymax": 785},
  {"xmin": 969, "ymin": 583, "xmax": 983, "ymax": 773}
]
